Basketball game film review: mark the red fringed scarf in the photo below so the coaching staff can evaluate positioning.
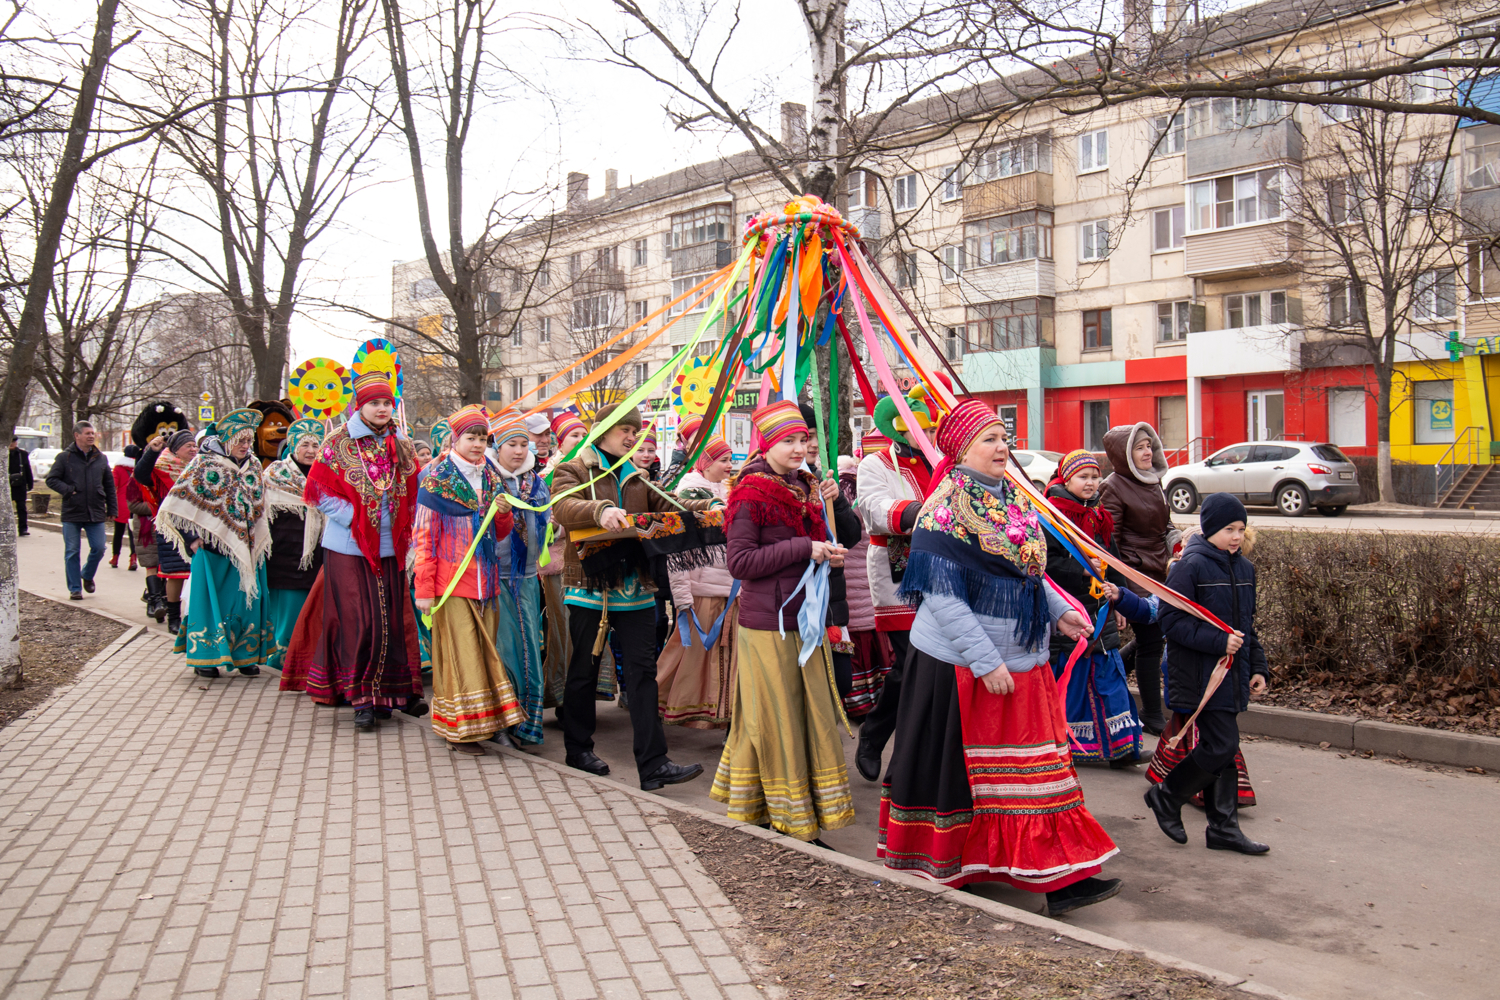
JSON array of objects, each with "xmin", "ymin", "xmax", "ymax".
[
  {"xmin": 1045, "ymin": 483, "xmax": 1115, "ymax": 548},
  {"xmin": 725, "ymin": 461, "xmax": 828, "ymax": 542},
  {"xmin": 304, "ymin": 423, "xmax": 419, "ymax": 570}
]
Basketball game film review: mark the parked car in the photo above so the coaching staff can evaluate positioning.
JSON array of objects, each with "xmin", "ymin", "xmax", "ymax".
[
  {"xmin": 29, "ymin": 448, "xmax": 62, "ymax": 483},
  {"xmin": 1164, "ymin": 441, "xmax": 1360, "ymax": 517},
  {"xmin": 1012, "ymin": 449, "xmax": 1063, "ymax": 490}
]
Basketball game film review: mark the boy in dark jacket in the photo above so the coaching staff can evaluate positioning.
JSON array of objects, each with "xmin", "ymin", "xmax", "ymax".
[{"xmin": 1146, "ymin": 493, "xmax": 1270, "ymax": 855}]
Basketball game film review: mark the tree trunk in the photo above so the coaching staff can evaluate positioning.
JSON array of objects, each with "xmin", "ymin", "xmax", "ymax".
[
  {"xmin": 802, "ymin": 0, "xmax": 846, "ymax": 201},
  {"xmin": 1375, "ymin": 366, "xmax": 1395, "ymax": 504},
  {"xmin": 0, "ymin": 0, "xmax": 120, "ymax": 689}
]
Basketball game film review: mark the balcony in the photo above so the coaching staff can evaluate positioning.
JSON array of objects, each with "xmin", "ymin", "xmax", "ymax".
[
  {"xmin": 960, "ymin": 346, "xmax": 1057, "ymax": 393},
  {"xmin": 962, "ymin": 172, "xmax": 1054, "ymax": 220},
  {"xmin": 960, "ymin": 258, "xmax": 1055, "ymax": 303},
  {"xmin": 1183, "ymin": 221, "xmax": 1299, "ymax": 278},
  {"xmin": 1186, "ymin": 323, "xmax": 1302, "ymax": 378},
  {"xmin": 668, "ymin": 240, "xmax": 733, "ymax": 276},
  {"xmin": 1185, "ymin": 119, "xmax": 1303, "ymax": 179}
]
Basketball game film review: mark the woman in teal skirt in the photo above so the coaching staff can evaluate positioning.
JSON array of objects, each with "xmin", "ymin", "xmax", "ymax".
[
  {"xmin": 489, "ymin": 412, "xmax": 550, "ymax": 748},
  {"xmin": 156, "ymin": 408, "xmax": 274, "ymax": 678},
  {"xmin": 263, "ymin": 417, "xmax": 326, "ymax": 670}
]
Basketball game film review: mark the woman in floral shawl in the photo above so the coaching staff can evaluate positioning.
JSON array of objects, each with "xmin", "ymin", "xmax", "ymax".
[
  {"xmin": 263, "ymin": 417, "xmax": 327, "ymax": 671},
  {"xmin": 155, "ymin": 408, "xmax": 274, "ymax": 678},
  {"xmin": 877, "ymin": 398, "xmax": 1121, "ymax": 919}
]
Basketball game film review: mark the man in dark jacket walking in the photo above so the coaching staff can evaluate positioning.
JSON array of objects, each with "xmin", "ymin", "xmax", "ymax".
[
  {"xmin": 9, "ymin": 437, "xmax": 33, "ymax": 536},
  {"xmin": 45, "ymin": 422, "xmax": 115, "ymax": 599}
]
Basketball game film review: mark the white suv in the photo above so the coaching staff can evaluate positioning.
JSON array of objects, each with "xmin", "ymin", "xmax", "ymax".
[{"xmin": 1164, "ymin": 441, "xmax": 1361, "ymax": 517}]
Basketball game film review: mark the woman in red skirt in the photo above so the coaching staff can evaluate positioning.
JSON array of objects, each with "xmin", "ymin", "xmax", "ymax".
[{"xmin": 878, "ymin": 398, "xmax": 1122, "ymax": 917}]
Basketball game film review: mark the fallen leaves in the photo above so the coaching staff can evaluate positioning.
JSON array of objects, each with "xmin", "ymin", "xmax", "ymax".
[{"xmin": 1466, "ymin": 766, "xmax": 1487, "ymax": 775}]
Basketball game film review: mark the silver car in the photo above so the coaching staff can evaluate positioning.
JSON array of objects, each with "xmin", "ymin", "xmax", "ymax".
[{"xmin": 1164, "ymin": 441, "xmax": 1361, "ymax": 517}]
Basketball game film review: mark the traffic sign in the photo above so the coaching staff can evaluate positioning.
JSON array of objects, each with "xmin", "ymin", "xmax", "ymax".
[
  {"xmin": 200, "ymin": 391, "xmax": 212, "ymax": 402},
  {"xmin": 199, "ymin": 405, "xmax": 214, "ymax": 421}
]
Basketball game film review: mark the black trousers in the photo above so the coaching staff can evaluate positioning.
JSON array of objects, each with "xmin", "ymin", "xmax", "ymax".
[
  {"xmin": 10, "ymin": 484, "xmax": 26, "ymax": 535},
  {"xmin": 856, "ymin": 629, "xmax": 911, "ymax": 751},
  {"xmin": 1186, "ymin": 709, "xmax": 1240, "ymax": 775},
  {"xmin": 562, "ymin": 605, "xmax": 668, "ymax": 780},
  {"xmin": 111, "ymin": 521, "xmax": 134, "ymax": 558},
  {"xmin": 1130, "ymin": 620, "xmax": 1166, "ymax": 719}
]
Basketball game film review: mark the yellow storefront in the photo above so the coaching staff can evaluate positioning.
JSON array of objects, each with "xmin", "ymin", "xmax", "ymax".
[{"xmin": 1388, "ymin": 349, "xmax": 1500, "ymax": 465}]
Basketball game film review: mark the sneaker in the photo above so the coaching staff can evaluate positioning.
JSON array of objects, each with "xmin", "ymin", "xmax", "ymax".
[{"xmin": 69, "ymin": 592, "xmax": 82, "ymax": 601}]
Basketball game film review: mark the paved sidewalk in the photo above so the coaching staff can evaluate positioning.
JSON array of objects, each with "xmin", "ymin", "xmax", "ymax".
[{"xmin": 0, "ymin": 629, "xmax": 763, "ymax": 1000}]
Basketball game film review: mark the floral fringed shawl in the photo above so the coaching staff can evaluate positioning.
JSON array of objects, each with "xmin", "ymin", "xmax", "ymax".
[
  {"xmin": 156, "ymin": 451, "xmax": 271, "ymax": 605},
  {"xmin": 264, "ymin": 457, "xmax": 325, "ymax": 571},
  {"xmin": 415, "ymin": 455, "xmax": 509, "ymax": 601}
]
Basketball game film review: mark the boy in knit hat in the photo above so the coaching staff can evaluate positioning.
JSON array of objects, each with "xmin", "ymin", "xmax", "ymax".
[{"xmin": 1145, "ymin": 492, "xmax": 1271, "ymax": 855}]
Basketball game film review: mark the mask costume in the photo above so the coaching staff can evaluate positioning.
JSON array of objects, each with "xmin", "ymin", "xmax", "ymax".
[
  {"xmin": 126, "ymin": 402, "xmax": 190, "ymax": 619},
  {"xmin": 248, "ymin": 399, "xmax": 296, "ymax": 468}
]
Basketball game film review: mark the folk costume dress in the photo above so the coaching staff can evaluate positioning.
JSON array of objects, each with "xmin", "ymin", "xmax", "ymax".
[
  {"xmin": 710, "ymin": 451, "xmax": 855, "ymax": 842},
  {"xmin": 263, "ymin": 419, "xmax": 327, "ymax": 671},
  {"xmin": 878, "ymin": 465, "xmax": 1118, "ymax": 891},
  {"xmin": 155, "ymin": 413, "xmax": 274, "ymax": 674},
  {"xmin": 301, "ymin": 409, "xmax": 426, "ymax": 713},
  {"xmin": 412, "ymin": 450, "xmax": 525, "ymax": 744},
  {"xmin": 493, "ymin": 443, "xmax": 551, "ymax": 745}
]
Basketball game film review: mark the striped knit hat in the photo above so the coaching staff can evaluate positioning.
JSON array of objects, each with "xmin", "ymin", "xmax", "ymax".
[
  {"xmin": 751, "ymin": 400, "xmax": 808, "ymax": 451},
  {"xmin": 447, "ymin": 404, "xmax": 490, "ymax": 440},
  {"xmin": 935, "ymin": 398, "xmax": 1003, "ymax": 465},
  {"xmin": 694, "ymin": 434, "xmax": 732, "ymax": 473},
  {"xmin": 490, "ymin": 410, "xmax": 529, "ymax": 446},
  {"xmin": 1058, "ymin": 448, "xmax": 1099, "ymax": 483},
  {"xmin": 550, "ymin": 410, "xmax": 587, "ymax": 442},
  {"xmin": 640, "ymin": 420, "xmax": 657, "ymax": 446},
  {"xmin": 860, "ymin": 430, "xmax": 891, "ymax": 457},
  {"xmin": 352, "ymin": 370, "xmax": 395, "ymax": 407},
  {"xmin": 676, "ymin": 415, "xmax": 703, "ymax": 448}
]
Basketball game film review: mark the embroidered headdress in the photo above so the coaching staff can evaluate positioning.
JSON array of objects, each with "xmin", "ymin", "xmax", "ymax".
[
  {"xmin": 429, "ymin": 418, "xmax": 451, "ymax": 451},
  {"xmin": 448, "ymin": 404, "xmax": 489, "ymax": 441},
  {"xmin": 930, "ymin": 398, "xmax": 1004, "ymax": 490},
  {"xmin": 750, "ymin": 400, "xmax": 807, "ymax": 452}
]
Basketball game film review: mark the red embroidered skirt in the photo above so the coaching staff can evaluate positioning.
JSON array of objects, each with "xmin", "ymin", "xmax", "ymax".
[{"xmin": 878, "ymin": 649, "xmax": 1118, "ymax": 892}]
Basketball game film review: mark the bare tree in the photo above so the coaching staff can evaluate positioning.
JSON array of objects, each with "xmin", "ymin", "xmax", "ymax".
[{"xmin": 139, "ymin": 292, "xmax": 260, "ymax": 410}]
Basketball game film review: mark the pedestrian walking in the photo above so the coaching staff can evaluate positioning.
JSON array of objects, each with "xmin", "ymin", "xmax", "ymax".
[
  {"xmin": 877, "ymin": 399, "xmax": 1121, "ymax": 917},
  {"xmin": 709, "ymin": 401, "xmax": 855, "ymax": 844},
  {"xmin": 109, "ymin": 451, "xmax": 137, "ymax": 570},
  {"xmin": 46, "ymin": 422, "xmax": 115, "ymax": 600},
  {"xmin": 9, "ymin": 436, "xmax": 33, "ymax": 536},
  {"xmin": 1144, "ymin": 493, "xmax": 1271, "ymax": 855},
  {"xmin": 1099, "ymin": 422, "xmax": 1178, "ymax": 734},
  {"xmin": 156, "ymin": 409, "xmax": 274, "ymax": 678},
  {"xmin": 836, "ymin": 451, "xmax": 891, "ymax": 718},
  {"xmin": 126, "ymin": 402, "xmax": 190, "ymax": 623},
  {"xmin": 490, "ymin": 411, "xmax": 551, "ymax": 747},
  {"xmin": 551, "ymin": 401, "xmax": 710, "ymax": 789},
  {"xmin": 263, "ymin": 417, "xmax": 327, "ymax": 671},
  {"xmin": 134, "ymin": 428, "xmax": 198, "ymax": 632}
]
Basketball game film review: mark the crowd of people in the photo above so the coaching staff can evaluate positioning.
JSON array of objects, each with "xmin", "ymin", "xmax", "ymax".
[{"xmin": 84, "ymin": 371, "xmax": 1270, "ymax": 918}]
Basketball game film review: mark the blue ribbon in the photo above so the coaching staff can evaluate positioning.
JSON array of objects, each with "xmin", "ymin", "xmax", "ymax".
[
  {"xmin": 777, "ymin": 558, "xmax": 831, "ymax": 666},
  {"xmin": 1035, "ymin": 513, "xmax": 1113, "ymax": 642},
  {"xmin": 677, "ymin": 579, "xmax": 742, "ymax": 648}
]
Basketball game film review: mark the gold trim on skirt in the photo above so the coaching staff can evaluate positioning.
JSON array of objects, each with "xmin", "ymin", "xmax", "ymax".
[
  {"xmin": 656, "ymin": 595, "xmax": 739, "ymax": 729},
  {"xmin": 429, "ymin": 596, "xmax": 525, "ymax": 743}
]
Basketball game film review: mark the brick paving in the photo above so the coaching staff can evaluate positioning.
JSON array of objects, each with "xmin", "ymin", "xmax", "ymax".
[{"xmin": 0, "ymin": 629, "xmax": 764, "ymax": 1000}]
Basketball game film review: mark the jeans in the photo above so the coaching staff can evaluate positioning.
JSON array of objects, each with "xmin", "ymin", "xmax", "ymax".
[
  {"xmin": 62, "ymin": 521, "xmax": 106, "ymax": 594},
  {"xmin": 562, "ymin": 605, "xmax": 668, "ymax": 780}
]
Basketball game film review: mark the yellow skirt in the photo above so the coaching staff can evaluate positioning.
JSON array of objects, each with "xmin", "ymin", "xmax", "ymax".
[
  {"xmin": 709, "ymin": 626, "xmax": 854, "ymax": 841},
  {"xmin": 430, "ymin": 597, "xmax": 525, "ymax": 743},
  {"xmin": 656, "ymin": 595, "xmax": 739, "ymax": 729}
]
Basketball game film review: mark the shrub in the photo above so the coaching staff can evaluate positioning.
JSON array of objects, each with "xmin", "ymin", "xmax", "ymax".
[{"xmin": 1252, "ymin": 530, "xmax": 1500, "ymax": 703}]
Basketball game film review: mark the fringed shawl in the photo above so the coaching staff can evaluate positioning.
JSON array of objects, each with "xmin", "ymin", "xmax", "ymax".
[
  {"xmin": 415, "ymin": 455, "xmax": 509, "ymax": 600},
  {"xmin": 1044, "ymin": 482, "xmax": 1115, "ymax": 548},
  {"xmin": 898, "ymin": 467, "xmax": 1049, "ymax": 651},
  {"xmin": 724, "ymin": 458, "xmax": 827, "ymax": 542},
  {"xmin": 156, "ymin": 452, "xmax": 271, "ymax": 606},
  {"xmin": 265, "ymin": 457, "xmax": 326, "ymax": 571},
  {"xmin": 304, "ymin": 421, "xmax": 418, "ymax": 571}
]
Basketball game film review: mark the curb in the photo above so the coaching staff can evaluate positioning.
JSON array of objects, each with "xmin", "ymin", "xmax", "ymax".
[
  {"xmin": 23, "ymin": 520, "xmax": 61, "ymax": 533},
  {"xmin": 1240, "ymin": 704, "xmax": 1500, "ymax": 771},
  {"xmin": 21, "ymin": 586, "xmax": 143, "ymax": 629},
  {"xmin": 483, "ymin": 742, "xmax": 1307, "ymax": 1000}
]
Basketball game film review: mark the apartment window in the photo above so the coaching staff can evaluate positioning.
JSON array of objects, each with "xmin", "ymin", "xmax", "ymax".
[
  {"xmin": 509, "ymin": 269, "xmax": 522, "ymax": 293},
  {"xmin": 1187, "ymin": 168, "xmax": 1287, "ymax": 232},
  {"xmin": 893, "ymin": 173, "xmax": 918, "ymax": 211},
  {"xmin": 1409, "ymin": 68, "xmax": 1451, "ymax": 104},
  {"xmin": 940, "ymin": 244, "xmax": 965, "ymax": 283},
  {"xmin": 632, "ymin": 238, "xmax": 648, "ymax": 267},
  {"xmin": 485, "ymin": 379, "xmax": 501, "ymax": 402},
  {"xmin": 1468, "ymin": 242, "xmax": 1500, "ymax": 300},
  {"xmin": 1079, "ymin": 219, "xmax": 1111, "ymax": 261},
  {"xmin": 512, "ymin": 323, "xmax": 523, "ymax": 347},
  {"xmin": 1414, "ymin": 270, "xmax": 1458, "ymax": 320},
  {"xmin": 965, "ymin": 211, "xmax": 1053, "ymax": 266},
  {"xmin": 847, "ymin": 170, "xmax": 878, "ymax": 209},
  {"xmin": 1321, "ymin": 80, "xmax": 1363, "ymax": 122},
  {"xmin": 1188, "ymin": 97, "xmax": 1283, "ymax": 137},
  {"xmin": 668, "ymin": 204, "xmax": 731, "ymax": 249},
  {"xmin": 538, "ymin": 316, "xmax": 552, "ymax": 343},
  {"xmin": 1329, "ymin": 281, "xmax": 1366, "ymax": 326},
  {"xmin": 1152, "ymin": 206, "xmax": 1185, "ymax": 251},
  {"xmin": 410, "ymin": 278, "xmax": 440, "ymax": 300},
  {"xmin": 970, "ymin": 135, "xmax": 1051, "ymax": 182},
  {"xmin": 966, "ymin": 298, "xmax": 1054, "ymax": 351},
  {"xmin": 536, "ymin": 374, "xmax": 548, "ymax": 392},
  {"xmin": 1157, "ymin": 300, "xmax": 1192, "ymax": 342},
  {"xmin": 1326, "ymin": 177, "xmax": 1366, "ymax": 225},
  {"xmin": 1083, "ymin": 309, "xmax": 1112, "ymax": 350},
  {"xmin": 538, "ymin": 262, "xmax": 550, "ymax": 287},
  {"xmin": 894, "ymin": 251, "xmax": 918, "ymax": 288},
  {"xmin": 944, "ymin": 325, "xmax": 966, "ymax": 361},
  {"xmin": 1224, "ymin": 290, "xmax": 1288, "ymax": 328},
  {"xmin": 1152, "ymin": 113, "xmax": 1186, "ymax": 155},
  {"xmin": 594, "ymin": 246, "xmax": 617, "ymax": 269},
  {"xmin": 1464, "ymin": 141, "xmax": 1500, "ymax": 190},
  {"xmin": 1411, "ymin": 160, "xmax": 1455, "ymax": 209},
  {"xmin": 1078, "ymin": 129, "xmax": 1108, "ymax": 173},
  {"xmin": 572, "ymin": 293, "xmax": 613, "ymax": 330},
  {"xmin": 568, "ymin": 253, "xmax": 582, "ymax": 279},
  {"xmin": 941, "ymin": 165, "xmax": 963, "ymax": 201},
  {"xmin": 633, "ymin": 362, "xmax": 649, "ymax": 387},
  {"xmin": 509, "ymin": 377, "xmax": 523, "ymax": 402},
  {"xmin": 1085, "ymin": 401, "xmax": 1111, "ymax": 450},
  {"xmin": 668, "ymin": 272, "xmax": 713, "ymax": 316}
]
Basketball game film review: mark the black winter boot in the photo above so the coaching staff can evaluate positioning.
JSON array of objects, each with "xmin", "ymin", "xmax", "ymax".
[
  {"xmin": 146, "ymin": 577, "xmax": 167, "ymax": 621},
  {"xmin": 166, "ymin": 600, "xmax": 182, "ymax": 635},
  {"xmin": 1204, "ymin": 771, "xmax": 1270, "ymax": 855},
  {"xmin": 1144, "ymin": 757, "xmax": 1217, "ymax": 844}
]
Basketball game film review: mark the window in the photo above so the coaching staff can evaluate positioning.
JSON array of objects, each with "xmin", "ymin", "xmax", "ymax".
[
  {"xmin": 966, "ymin": 298, "xmax": 1054, "ymax": 351},
  {"xmin": 941, "ymin": 244, "xmax": 965, "ymax": 283},
  {"xmin": 485, "ymin": 379, "xmax": 501, "ymax": 402},
  {"xmin": 410, "ymin": 277, "xmax": 440, "ymax": 300},
  {"xmin": 1078, "ymin": 129, "xmax": 1108, "ymax": 173},
  {"xmin": 1409, "ymin": 68, "xmax": 1451, "ymax": 104},
  {"xmin": 944, "ymin": 325, "xmax": 966, "ymax": 361},
  {"xmin": 1085, "ymin": 401, "xmax": 1111, "ymax": 450},
  {"xmin": 538, "ymin": 316, "xmax": 552, "ymax": 343},
  {"xmin": 1187, "ymin": 97, "xmax": 1283, "ymax": 137},
  {"xmin": 512, "ymin": 323, "xmax": 523, "ymax": 347},
  {"xmin": 1464, "ymin": 140, "xmax": 1500, "ymax": 190},
  {"xmin": 1248, "ymin": 390, "xmax": 1285, "ymax": 441},
  {"xmin": 1321, "ymin": 80, "xmax": 1363, "ymax": 121},
  {"xmin": 1083, "ymin": 308, "xmax": 1112, "ymax": 350},
  {"xmin": 1326, "ymin": 177, "xmax": 1365, "ymax": 224},
  {"xmin": 1411, "ymin": 160, "xmax": 1455, "ymax": 209},
  {"xmin": 1152, "ymin": 206, "xmax": 1185, "ymax": 251},
  {"xmin": 510, "ymin": 269, "xmax": 522, "ymax": 293},
  {"xmin": 594, "ymin": 246, "xmax": 616, "ymax": 269},
  {"xmin": 1468, "ymin": 242, "xmax": 1500, "ymax": 300},
  {"xmin": 634, "ymin": 362, "xmax": 649, "ymax": 387},
  {"xmin": 1206, "ymin": 444, "xmax": 1251, "ymax": 467},
  {"xmin": 1079, "ymin": 219, "xmax": 1111, "ymax": 261},
  {"xmin": 668, "ymin": 204, "xmax": 731, "ymax": 248},
  {"xmin": 510, "ymin": 377, "xmax": 523, "ymax": 402},
  {"xmin": 1414, "ymin": 380, "xmax": 1455, "ymax": 445},
  {"xmin": 631, "ymin": 299, "xmax": 649, "ymax": 325},
  {"xmin": 572, "ymin": 293, "xmax": 613, "ymax": 330},
  {"xmin": 998, "ymin": 405, "xmax": 1019, "ymax": 440},
  {"xmin": 1158, "ymin": 396, "xmax": 1188, "ymax": 449},
  {"xmin": 632, "ymin": 238, "xmax": 648, "ymax": 267},
  {"xmin": 538, "ymin": 262, "xmax": 550, "ymax": 287},
  {"xmin": 568, "ymin": 253, "xmax": 582, "ymax": 279},
  {"xmin": 964, "ymin": 211, "xmax": 1052, "ymax": 265},
  {"xmin": 941, "ymin": 165, "xmax": 963, "ymax": 201},
  {"xmin": 1414, "ymin": 270, "xmax": 1458, "ymax": 320},
  {"xmin": 1328, "ymin": 389, "xmax": 1367, "ymax": 448},
  {"xmin": 1187, "ymin": 168, "xmax": 1287, "ymax": 232},
  {"xmin": 1224, "ymin": 290, "xmax": 1287, "ymax": 328},
  {"xmin": 1329, "ymin": 282, "xmax": 1366, "ymax": 326},
  {"xmin": 893, "ymin": 173, "xmax": 918, "ymax": 211},
  {"xmin": 893, "ymin": 251, "xmax": 918, "ymax": 289},
  {"xmin": 969, "ymin": 135, "xmax": 1051, "ymax": 182},
  {"xmin": 1152, "ymin": 113, "xmax": 1186, "ymax": 155},
  {"xmin": 668, "ymin": 272, "xmax": 713, "ymax": 316},
  {"xmin": 847, "ymin": 170, "xmax": 878, "ymax": 209},
  {"xmin": 1157, "ymin": 300, "xmax": 1192, "ymax": 341}
]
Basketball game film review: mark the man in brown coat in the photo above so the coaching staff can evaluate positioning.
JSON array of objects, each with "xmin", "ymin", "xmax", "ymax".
[{"xmin": 552, "ymin": 402, "xmax": 716, "ymax": 789}]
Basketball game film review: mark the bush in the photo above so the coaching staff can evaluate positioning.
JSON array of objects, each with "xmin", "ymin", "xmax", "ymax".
[{"xmin": 1252, "ymin": 530, "xmax": 1500, "ymax": 704}]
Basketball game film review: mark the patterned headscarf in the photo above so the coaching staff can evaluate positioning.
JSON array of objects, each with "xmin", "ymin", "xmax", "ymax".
[
  {"xmin": 448, "ymin": 404, "xmax": 489, "ymax": 441},
  {"xmin": 281, "ymin": 417, "xmax": 325, "ymax": 459},
  {"xmin": 353, "ymin": 370, "xmax": 395, "ymax": 407},
  {"xmin": 1057, "ymin": 448, "xmax": 1099, "ymax": 484},
  {"xmin": 693, "ymin": 435, "xmax": 732, "ymax": 474}
]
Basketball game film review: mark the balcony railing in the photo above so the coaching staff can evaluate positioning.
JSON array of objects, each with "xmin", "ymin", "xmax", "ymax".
[{"xmin": 962, "ymin": 172, "xmax": 1053, "ymax": 220}]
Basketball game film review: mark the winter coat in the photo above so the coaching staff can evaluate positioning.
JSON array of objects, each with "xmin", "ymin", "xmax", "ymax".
[
  {"xmin": 855, "ymin": 443, "xmax": 931, "ymax": 631},
  {"xmin": 9, "ymin": 447, "xmax": 33, "ymax": 495},
  {"xmin": 837, "ymin": 470, "xmax": 875, "ymax": 631},
  {"xmin": 46, "ymin": 443, "xmax": 116, "ymax": 524},
  {"xmin": 1160, "ymin": 534, "xmax": 1270, "ymax": 714},
  {"xmin": 411, "ymin": 457, "xmax": 517, "ymax": 602},
  {"xmin": 266, "ymin": 460, "xmax": 323, "ymax": 591},
  {"xmin": 668, "ymin": 471, "xmax": 735, "ymax": 610},
  {"xmin": 550, "ymin": 444, "xmax": 714, "ymax": 593},
  {"xmin": 111, "ymin": 463, "xmax": 134, "ymax": 523},
  {"xmin": 808, "ymin": 462, "xmax": 859, "ymax": 628},
  {"xmin": 1099, "ymin": 422, "xmax": 1178, "ymax": 590}
]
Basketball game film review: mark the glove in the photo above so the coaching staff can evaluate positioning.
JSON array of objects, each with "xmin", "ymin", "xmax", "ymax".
[{"xmin": 899, "ymin": 502, "xmax": 920, "ymax": 533}]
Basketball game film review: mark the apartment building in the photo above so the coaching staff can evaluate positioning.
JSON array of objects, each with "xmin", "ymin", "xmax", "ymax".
[{"xmin": 390, "ymin": 0, "xmax": 1500, "ymax": 475}]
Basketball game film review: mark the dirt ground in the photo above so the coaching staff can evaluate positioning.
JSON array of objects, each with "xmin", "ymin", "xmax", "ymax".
[
  {"xmin": 673, "ymin": 815, "xmax": 1247, "ymax": 1000},
  {"xmin": 1259, "ymin": 681, "xmax": 1500, "ymax": 738},
  {"xmin": 0, "ymin": 592, "xmax": 128, "ymax": 729}
]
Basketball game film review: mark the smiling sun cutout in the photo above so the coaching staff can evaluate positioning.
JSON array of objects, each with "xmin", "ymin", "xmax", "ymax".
[{"xmin": 287, "ymin": 358, "xmax": 353, "ymax": 420}]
